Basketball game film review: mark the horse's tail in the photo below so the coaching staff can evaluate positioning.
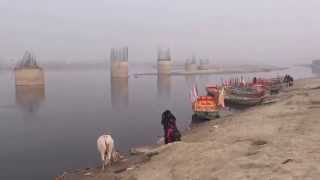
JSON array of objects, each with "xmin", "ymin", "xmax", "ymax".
[{"xmin": 103, "ymin": 135, "xmax": 110, "ymax": 156}]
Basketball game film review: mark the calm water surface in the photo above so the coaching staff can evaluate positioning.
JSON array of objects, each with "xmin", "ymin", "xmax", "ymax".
[{"xmin": 0, "ymin": 66, "xmax": 316, "ymax": 179}]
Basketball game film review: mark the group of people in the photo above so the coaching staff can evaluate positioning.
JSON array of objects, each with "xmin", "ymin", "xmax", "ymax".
[
  {"xmin": 283, "ymin": 74, "xmax": 294, "ymax": 87},
  {"xmin": 161, "ymin": 110, "xmax": 181, "ymax": 144},
  {"xmin": 252, "ymin": 75, "xmax": 294, "ymax": 87}
]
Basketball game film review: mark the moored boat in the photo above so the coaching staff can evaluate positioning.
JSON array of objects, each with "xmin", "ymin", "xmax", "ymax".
[
  {"xmin": 224, "ymin": 85, "xmax": 266, "ymax": 107},
  {"xmin": 192, "ymin": 96, "xmax": 220, "ymax": 121},
  {"xmin": 191, "ymin": 84, "xmax": 225, "ymax": 121},
  {"xmin": 224, "ymin": 94, "xmax": 266, "ymax": 106},
  {"xmin": 254, "ymin": 78, "xmax": 283, "ymax": 94}
]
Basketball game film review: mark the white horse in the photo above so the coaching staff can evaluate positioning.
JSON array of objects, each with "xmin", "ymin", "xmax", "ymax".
[{"xmin": 97, "ymin": 134, "xmax": 120, "ymax": 170}]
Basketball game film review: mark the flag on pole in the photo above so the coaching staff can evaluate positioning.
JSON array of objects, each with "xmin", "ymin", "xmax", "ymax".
[
  {"xmin": 218, "ymin": 87, "xmax": 225, "ymax": 108},
  {"xmin": 189, "ymin": 84, "xmax": 198, "ymax": 103}
]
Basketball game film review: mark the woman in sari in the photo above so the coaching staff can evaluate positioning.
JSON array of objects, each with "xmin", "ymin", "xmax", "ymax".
[{"xmin": 161, "ymin": 110, "xmax": 181, "ymax": 144}]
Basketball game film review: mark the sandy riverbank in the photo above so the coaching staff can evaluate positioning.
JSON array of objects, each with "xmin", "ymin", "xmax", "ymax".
[{"xmin": 63, "ymin": 77, "xmax": 320, "ymax": 180}]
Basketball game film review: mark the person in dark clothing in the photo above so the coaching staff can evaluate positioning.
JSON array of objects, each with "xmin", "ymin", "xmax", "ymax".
[
  {"xmin": 161, "ymin": 110, "xmax": 181, "ymax": 144},
  {"xmin": 253, "ymin": 77, "xmax": 257, "ymax": 84},
  {"xmin": 288, "ymin": 75, "xmax": 294, "ymax": 87},
  {"xmin": 284, "ymin": 74, "xmax": 294, "ymax": 87}
]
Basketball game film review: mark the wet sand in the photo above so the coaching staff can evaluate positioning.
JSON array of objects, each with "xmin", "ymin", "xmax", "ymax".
[{"xmin": 63, "ymin": 78, "xmax": 320, "ymax": 180}]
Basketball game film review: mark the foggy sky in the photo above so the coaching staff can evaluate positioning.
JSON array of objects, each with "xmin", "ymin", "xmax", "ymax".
[{"xmin": 1, "ymin": 0, "xmax": 320, "ymax": 65}]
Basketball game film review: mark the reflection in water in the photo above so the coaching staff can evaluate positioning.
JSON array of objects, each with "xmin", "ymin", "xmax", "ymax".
[
  {"xmin": 199, "ymin": 74, "xmax": 209, "ymax": 84},
  {"xmin": 15, "ymin": 85, "xmax": 45, "ymax": 114},
  {"xmin": 185, "ymin": 75, "xmax": 197, "ymax": 89},
  {"xmin": 1, "ymin": 67, "xmax": 315, "ymax": 180},
  {"xmin": 111, "ymin": 78, "xmax": 129, "ymax": 109},
  {"xmin": 157, "ymin": 75, "xmax": 171, "ymax": 99}
]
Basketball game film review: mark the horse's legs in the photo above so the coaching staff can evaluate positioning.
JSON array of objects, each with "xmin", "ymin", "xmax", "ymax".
[
  {"xmin": 101, "ymin": 153, "xmax": 105, "ymax": 171},
  {"xmin": 107, "ymin": 152, "xmax": 112, "ymax": 167}
]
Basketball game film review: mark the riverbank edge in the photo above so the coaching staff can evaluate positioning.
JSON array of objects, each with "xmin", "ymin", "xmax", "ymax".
[{"xmin": 62, "ymin": 77, "xmax": 320, "ymax": 180}]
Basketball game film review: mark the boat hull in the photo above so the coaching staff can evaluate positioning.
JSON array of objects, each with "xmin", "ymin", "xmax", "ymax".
[
  {"xmin": 225, "ymin": 95, "xmax": 265, "ymax": 107},
  {"xmin": 192, "ymin": 111, "xmax": 220, "ymax": 122}
]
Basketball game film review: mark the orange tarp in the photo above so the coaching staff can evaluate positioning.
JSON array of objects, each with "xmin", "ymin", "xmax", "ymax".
[{"xmin": 193, "ymin": 96, "xmax": 218, "ymax": 112}]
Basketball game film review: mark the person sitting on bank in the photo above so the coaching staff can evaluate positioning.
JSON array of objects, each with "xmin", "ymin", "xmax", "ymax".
[{"xmin": 161, "ymin": 110, "xmax": 181, "ymax": 144}]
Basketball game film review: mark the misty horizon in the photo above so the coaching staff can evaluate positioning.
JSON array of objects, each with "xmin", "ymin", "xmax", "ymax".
[{"xmin": 1, "ymin": 0, "xmax": 320, "ymax": 66}]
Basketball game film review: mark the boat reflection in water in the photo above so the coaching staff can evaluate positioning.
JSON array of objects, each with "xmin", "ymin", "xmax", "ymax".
[
  {"xmin": 111, "ymin": 78, "xmax": 129, "ymax": 109},
  {"xmin": 157, "ymin": 75, "xmax": 171, "ymax": 99},
  {"xmin": 15, "ymin": 85, "xmax": 45, "ymax": 114}
]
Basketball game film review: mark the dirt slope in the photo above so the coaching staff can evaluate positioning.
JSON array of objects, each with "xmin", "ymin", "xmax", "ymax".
[{"xmin": 65, "ymin": 78, "xmax": 320, "ymax": 180}]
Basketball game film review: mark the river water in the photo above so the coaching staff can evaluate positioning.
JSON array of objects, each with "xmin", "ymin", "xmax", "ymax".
[{"xmin": 0, "ymin": 66, "xmax": 316, "ymax": 179}]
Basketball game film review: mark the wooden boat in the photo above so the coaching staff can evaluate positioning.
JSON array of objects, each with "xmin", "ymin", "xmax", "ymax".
[
  {"xmin": 206, "ymin": 85, "xmax": 219, "ymax": 97},
  {"xmin": 267, "ymin": 80, "xmax": 282, "ymax": 94},
  {"xmin": 226, "ymin": 83, "xmax": 266, "ymax": 96},
  {"xmin": 224, "ymin": 94, "xmax": 266, "ymax": 106},
  {"xmin": 253, "ymin": 78, "xmax": 283, "ymax": 94},
  {"xmin": 224, "ymin": 86, "xmax": 266, "ymax": 107},
  {"xmin": 192, "ymin": 96, "xmax": 220, "ymax": 121}
]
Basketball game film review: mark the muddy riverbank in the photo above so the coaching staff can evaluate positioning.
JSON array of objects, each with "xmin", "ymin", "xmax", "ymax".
[{"xmin": 62, "ymin": 77, "xmax": 320, "ymax": 180}]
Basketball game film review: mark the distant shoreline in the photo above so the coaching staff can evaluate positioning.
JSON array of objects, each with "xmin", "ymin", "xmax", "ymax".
[{"xmin": 134, "ymin": 67, "xmax": 288, "ymax": 77}]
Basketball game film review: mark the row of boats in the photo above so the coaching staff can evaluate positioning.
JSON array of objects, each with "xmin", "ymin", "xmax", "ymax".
[{"xmin": 191, "ymin": 75, "xmax": 294, "ymax": 120}]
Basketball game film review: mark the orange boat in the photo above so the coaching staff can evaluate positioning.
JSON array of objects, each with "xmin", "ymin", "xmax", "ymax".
[{"xmin": 192, "ymin": 85, "xmax": 222, "ymax": 121}]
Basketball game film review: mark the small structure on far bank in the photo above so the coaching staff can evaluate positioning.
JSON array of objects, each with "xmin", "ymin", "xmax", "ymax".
[
  {"xmin": 157, "ymin": 48, "xmax": 172, "ymax": 75},
  {"xmin": 312, "ymin": 60, "xmax": 320, "ymax": 65},
  {"xmin": 14, "ymin": 51, "xmax": 45, "ymax": 86},
  {"xmin": 185, "ymin": 56, "xmax": 198, "ymax": 72},
  {"xmin": 14, "ymin": 51, "xmax": 45, "ymax": 113},
  {"xmin": 312, "ymin": 60, "xmax": 320, "ymax": 69},
  {"xmin": 110, "ymin": 47, "xmax": 129, "ymax": 108},
  {"xmin": 110, "ymin": 47, "xmax": 129, "ymax": 78},
  {"xmin": 199, "ymin": 59, "xmax": 210, "ymax": 70},
  {"xmin": 312, "ymin": 60, "xmax": 320, "ymax": 75}
]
